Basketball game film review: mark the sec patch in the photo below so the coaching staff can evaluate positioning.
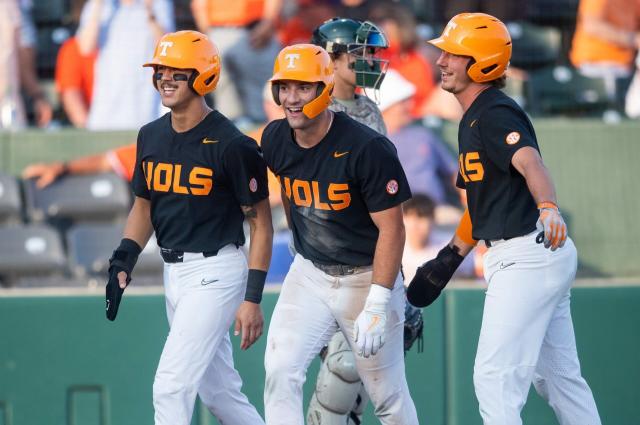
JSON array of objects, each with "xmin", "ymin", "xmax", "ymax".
[
  {"xmin": 505, "ymin": 131, "xmax": 520, "ymax": 145},
  {"xmin": 386, "ymin": 179, "xmax": 399, "ymax": 195},
  {"xmin": 249, "ymin": 178, "xmax": 258, "ymax": 192}
]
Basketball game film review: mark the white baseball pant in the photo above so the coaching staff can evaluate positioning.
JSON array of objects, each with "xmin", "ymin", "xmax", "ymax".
[
  {"xmin": 264, "ymin": 254, "xmax": 419, "ymax": 425},
  {"xmin": 474, "ymin": 231, "xmax": 601, "ymax": 425},
  {"xmin": 153, "ymin": 245, "xmax": 265, "ymax": 425}
]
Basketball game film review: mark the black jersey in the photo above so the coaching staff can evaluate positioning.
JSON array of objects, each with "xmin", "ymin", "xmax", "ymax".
[
  {"xmin": 456, "ymin": 87, "xmax": 539, "ymax": 240},
  {"xmin": 132, "ymin": 111, "xmax": 268, "ymax": 252},
  {"xmin": 261, "ymin": 112, "xmax": 411, "ymax": 266}
]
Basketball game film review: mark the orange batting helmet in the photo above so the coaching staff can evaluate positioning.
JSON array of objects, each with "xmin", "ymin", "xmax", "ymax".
[
  {"xmin": 428, "ymin": 13, "xmax": 511, "ymax": 83},
  {"xmin": 269, "ymin": 44, "xmax": 335, "ymax": 119},
  {"xmin": 143, "ymin": 30, "xmax": 221, "ymax": 96}
]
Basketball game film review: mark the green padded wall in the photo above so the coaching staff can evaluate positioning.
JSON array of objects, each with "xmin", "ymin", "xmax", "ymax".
[{"xmin": 1, "ymin": 283, "xmax": 638, "ymax": 425}]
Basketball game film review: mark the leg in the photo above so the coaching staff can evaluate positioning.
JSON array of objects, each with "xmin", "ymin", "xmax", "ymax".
[
  {"xmin": 208, "ymin": 27, "xmax": 245, "ymax": 120},
  {"xmin": 532, "ymin": 243, "xmax": 601, "ymax": 425},
  {"xmin": 264, "ymin": 255, "xmax": 338, "ymax": 425},
  {"xmin": 153, "ymin": 250, "xmax": 248, "ymax": 425},
  {"xmin": 335, "ymin": 273, "xmax": 419, "ymax": 425},
  {"xmin": 473, "ymin": 234, "xmax": 577, "ymax": 425},
  {"xmin": 198, "ymin": 332, "xmax": 265, "ymax": 425}
]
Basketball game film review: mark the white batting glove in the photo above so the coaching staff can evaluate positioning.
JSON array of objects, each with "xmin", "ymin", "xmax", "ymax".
[
  {"xmin": 354, "ymin": 284, "xmax": 391, "ymax": 358},
  {"xmin": 537, "ymin": 202, "xmax": 567, "ymax": 251}
]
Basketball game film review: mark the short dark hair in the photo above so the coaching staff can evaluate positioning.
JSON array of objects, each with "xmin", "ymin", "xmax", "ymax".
[{"xmin": 403, "ymin": 193, "xmax": 436, "ymax": 218}]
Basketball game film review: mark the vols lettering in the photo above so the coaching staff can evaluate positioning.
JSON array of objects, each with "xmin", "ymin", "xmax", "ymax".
[
  {"xmin": 459, "ymin": 151, "xmax": 485, "ymax": 182},
  {"xmin": 279, "ymin": 176, "xmax": 351, "ymax": 210},
  {"xmin": 143, "ymin": 161, "xmax": 213, "ymax": 195}
]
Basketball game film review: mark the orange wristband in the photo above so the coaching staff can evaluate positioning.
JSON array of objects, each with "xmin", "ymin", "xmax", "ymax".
[
  {"xmin": 537, "ymin": 201, "xmax": 559, "ymax": 210},
  {"xmin": 455, "ymin": 209, "xmax": 477, "ymax": 246}
]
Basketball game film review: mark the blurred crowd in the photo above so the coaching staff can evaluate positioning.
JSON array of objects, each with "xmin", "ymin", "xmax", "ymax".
[{"xmin": 3, "ymin": 0, "xmax": 640, "ymax": 132}]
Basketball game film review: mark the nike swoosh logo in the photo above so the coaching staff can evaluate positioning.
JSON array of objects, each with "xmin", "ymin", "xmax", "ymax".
[
  {"xmin": 201, "ymin": 278, "xmax": 218, "ymax": 286},
  {"xmin": 499, "ymin": 262, "xmax": 515, "ymax": 270},
  {"xmin": 333, "ymin": 151, "xmax": 349, "ymax": 158},
  {"xmin": 202, "ymin": 138, "xmax": 219, "ymax": 144}
]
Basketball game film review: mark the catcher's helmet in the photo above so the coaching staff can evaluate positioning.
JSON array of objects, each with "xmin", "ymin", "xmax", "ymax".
[
  {"xmin": 143, "ymin": 30, "xmax": 221, "ymax": 96},
  {"xmin": 428, "ymin": 13, "xmax": 511, "ymax": 83},
  {"xmin": 311, "ymin": 18, "xmax": 388, "ymax": 89},
  {"xmin": 269, "ymin": 44, "xmax": 335, "ymax": 119}
]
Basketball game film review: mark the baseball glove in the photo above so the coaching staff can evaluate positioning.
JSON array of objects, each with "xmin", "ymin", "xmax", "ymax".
[
  {"xmin": 407, "ymin": 244, "xmax": 463, "ymax": 308},
  {"xmin": 404, "ymin": 298, "xmax": 424, "ymax": 352}
]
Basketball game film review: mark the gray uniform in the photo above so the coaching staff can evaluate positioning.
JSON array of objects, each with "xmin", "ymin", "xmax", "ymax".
[{"xmin": 330, "ymin": 95, "xmax": 387, "ymax": 136}]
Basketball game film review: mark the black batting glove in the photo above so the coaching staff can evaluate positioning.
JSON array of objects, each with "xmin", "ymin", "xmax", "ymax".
[
  {"xmin": 407, "ymin": 244, "xmax": 464, "ymax": 308},
  {"xmin": 106, "ymin": 238, "xmax": 141, "ymax": 321}
]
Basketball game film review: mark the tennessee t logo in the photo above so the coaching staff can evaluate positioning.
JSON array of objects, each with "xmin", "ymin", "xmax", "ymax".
[
  {"xmin": 285, "ymin": 53, "xmax": 300, "ymax": 69},
  {"xmin": 159, "ymin": 41, "xmax": 173, "ymax": 56}
]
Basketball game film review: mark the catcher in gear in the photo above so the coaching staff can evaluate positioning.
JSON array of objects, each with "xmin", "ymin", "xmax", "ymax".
[
  {"xmin": 305, "ymin": 18, "xmax": 423, "ymax": 425},
  {"xmin": 407, "ymin": 13, "xmax": 601, "ymax": 425},
  {"xmin": 105, "ymin": 30, "xmax": 271, "ymax": 425}
]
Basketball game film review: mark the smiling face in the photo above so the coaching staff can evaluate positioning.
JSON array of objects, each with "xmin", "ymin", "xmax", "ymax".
[
  {"xmin": 435, "ymin": 51, "xmax": 473, "ymax": 95},
  {"xmin": 154, "ymin": 65, "xmax": 198, "ymax": 109},
  {"xmin": 277, "ymin": 80, "xmax": 322, "ymax": 130}
]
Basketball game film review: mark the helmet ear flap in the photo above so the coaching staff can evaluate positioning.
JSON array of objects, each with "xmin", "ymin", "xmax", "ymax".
[
  {"xmin": 316, "ymin": 83, "xmax": 324, "ymax": 98},
  {"xmin": 271, "ymin": 82, "xmax": 281, "ymax": 105}
]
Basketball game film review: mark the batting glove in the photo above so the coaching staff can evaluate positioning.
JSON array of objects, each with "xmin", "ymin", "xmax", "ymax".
[
  {"xmin": 537, "ymin": 202, "xmax": 567, "ymax": 251},
  {"xmin": 354, "ymin": 284, "xmax": 391, "ymax": 358},
  {"xmin": 407, "ymin": 244, "xmax": 463, "ymax": 308},
  {"xmin": 106, "ymin": 238, "xmax": 141, "ymax": 321}
]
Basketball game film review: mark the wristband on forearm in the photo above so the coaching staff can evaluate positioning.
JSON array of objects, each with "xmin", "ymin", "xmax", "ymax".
[
  {"xmin": 245, "ymin": 269, "xmax": 267, "ymax": 303},
  {"xmin": 109, "ymin": 238, "xmax": 142, "ymax": 275}
]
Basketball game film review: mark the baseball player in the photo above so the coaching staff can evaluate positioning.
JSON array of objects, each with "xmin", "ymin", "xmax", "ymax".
[
  {"xmin": 261, "ymin": 43, "xmax": 419, "ymax": 425},
  {"xmin": 306, "ymin": 17, "xmax": 423, "ymax": 425},
  {"xmin": 104, "ymin": 31, "xmax": 272, "ymax": 425},
  {"xmin": 407, "ymin": 14, "xmax": 601, "ymax": 425}
]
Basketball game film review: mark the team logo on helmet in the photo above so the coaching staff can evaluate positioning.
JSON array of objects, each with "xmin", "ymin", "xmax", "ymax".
[
  {"xmin": 505, "ymin": 131, "xmax": 521, "ymax": 145},
  {"xmin": 386, "ymin": 179, "xmax": 399, "ymax": 195}
]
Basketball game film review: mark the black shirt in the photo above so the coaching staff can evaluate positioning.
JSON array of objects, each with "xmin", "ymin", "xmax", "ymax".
[
  {"xmin": 132, "ymin": 111, "xmax": 268, "ymax": 252},
  {"xmin": 261, "ymin": 112, "xmax": 411, "ymax": 266},
  {"xmin": 456, "ymin": 87, "xmax": 539, "ymax": 240}
]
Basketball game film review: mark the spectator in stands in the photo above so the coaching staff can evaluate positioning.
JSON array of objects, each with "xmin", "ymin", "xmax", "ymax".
[
  {"xmin": 77, "ymin": 0, "xmax": 174, "ymax": 130},
  {"xmin": 379, "ymin": 70, "xmax": 459, "ymax": 207},
  {"xmin": 0, "ymin": 0, "xmax": 53, "ymax": 130},
  {"xmin": 570, "ymin": 0, "xmax": 640, "ymax": 104},
  {"xmin": 439, "ymin": 0, "xmax": 527, "ymax": 22},
  {"xmin": 402, "ymin": 194, "xmax": 482, "ymax": 282},
  {"xmin": 55, "ymin": 36, "xmax": 97, "ymax": 128},
  {"xmin": 191, "ymin": 0, "xmax": 282, "ymax": 126},
  {"xmin": 626, "ymin": 53, "xmax": 640, "ymax": 118},
  {"xmin": 336, "ymin": 0, "xmax": 375, "ymax": 21},
  {"xmin": 368, "ymin": 2, "xmax": 436, "ymax": 118},
  {"xmin": 277, "ymin": 0, "xmax": 336, "ymax": 46}
]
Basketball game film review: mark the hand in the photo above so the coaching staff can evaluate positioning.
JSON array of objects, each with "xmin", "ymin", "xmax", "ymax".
[
  {"xmin": 249, "ymin": 19, "xmax": 275, "ymax": 49},
  {"xmin": 406, "ymin": 244, "xmax": 463, "ymax": 308},
  {"xmin": 22, "ymin": 162, "xmax": 66, "ymax": 189},
  {"xmin": 537, "ymin": 206, "xmax": 567, "ymax": 251},
  {"xmin": 33, "ymin": 97, "xmax": 53, "ymax": 128},
  {"xmin": 234, "ymin": 301, "xmax": 264, "ymax": 350},
  {"xmin": 354, "ymin": 284, "xmax": 390, "ymax": 358},
  {"xmin": 105, "ymin": 239, "xmax": 141, "ymax": 321}
]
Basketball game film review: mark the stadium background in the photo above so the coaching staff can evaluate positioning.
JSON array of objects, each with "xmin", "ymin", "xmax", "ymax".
[{"xmin": 1, "ymin": 0, "xmax": 639, "ymax": 424}]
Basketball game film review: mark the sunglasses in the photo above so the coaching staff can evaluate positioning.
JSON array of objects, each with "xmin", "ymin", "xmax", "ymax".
[{"xmin": 154, "ymin": 72, "xmax": 190, "ymax": 82}]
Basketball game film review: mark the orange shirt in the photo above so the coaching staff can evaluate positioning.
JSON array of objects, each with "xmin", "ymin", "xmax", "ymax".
[
  {"xmin": 571, "ymin": 0, "xmax": 640, "ymax": 68},
  {"xmin": 54, "ymin": 37, "xmax": 97, "ymax": 105},
  {"xmin": 197, "ymin": 0, "xmax": 265, "ymax": 26},
  {"xmin": 107, "ymin": 144, "xmax": 137, "ymax": 182},
  {"xmin": 380, "ymin": 49, "xmax": 435, "ymax": 118}
]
